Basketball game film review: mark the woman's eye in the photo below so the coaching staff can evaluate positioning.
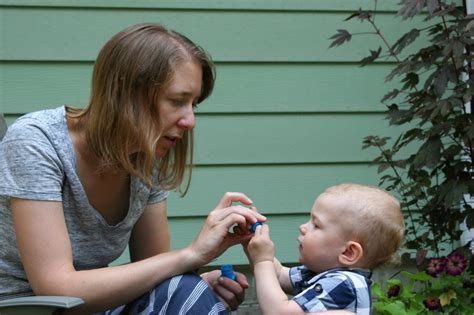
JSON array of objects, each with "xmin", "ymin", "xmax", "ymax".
[{"xmin": 172, "ymin": 99, "xmax": 185, "ymax": 107}]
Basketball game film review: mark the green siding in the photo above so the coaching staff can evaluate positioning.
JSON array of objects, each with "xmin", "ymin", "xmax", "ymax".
[
  {"xmin": 0, "ymin": 0, "xmax": 402, "ymax": 11},
  {"xmin": 1, "ymin": 1, "xmax": 410, "ymax": 265},
  {"xmin": 1, "ymin": 63, "xmax": 398, "ymax": 114},
  {"xmin": 0, "ymin": 7, "xmax": 423, "ymax": 62}
]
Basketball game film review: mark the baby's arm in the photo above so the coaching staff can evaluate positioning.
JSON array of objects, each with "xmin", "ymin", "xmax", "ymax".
[
  {"xmin": 273, "ymin": 257, "xmax": 293, "ymax": 294},
  {"xmin": 247, "ymin": 224, "xmax": 305, "ymax": 315}
]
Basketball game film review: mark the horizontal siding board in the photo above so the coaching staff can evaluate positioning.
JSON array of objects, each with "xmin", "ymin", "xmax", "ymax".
[
  {"xmin": 3, "ymin": 112, "xmax": 403, "ymax": 165},
  {"xmin": 0, "ymin": 62, "xmax": 398, "ymax": 114},
  {"xmin": 165, "ymin": 163, "xmax": 383, "ymax": 217},
  {"xmin": 0, "ymin": 0, "xmax": 420, "ymax": 267},
  {"xmin": 193, "ymin": 113, "xmax": 403, "ymax": 164},
  {"xmin": 0, "ymin": 7, "xmax": 424, "ymax": 62},
  {"xmin": 111, "ymin": 213, "xmax": 314, "ymax": 266},
  {"xmin": 0, "ymin": 62, "xmax": 93, "ymax": 114},
  {"xmin": 0, "ymin": 0, "xmax": 402, "ymax": 11}
]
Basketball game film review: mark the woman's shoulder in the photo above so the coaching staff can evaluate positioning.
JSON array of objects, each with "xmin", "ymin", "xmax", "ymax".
[{"xmin": 5, "ymin": 106, "xmax": 66, "ymax": 142}]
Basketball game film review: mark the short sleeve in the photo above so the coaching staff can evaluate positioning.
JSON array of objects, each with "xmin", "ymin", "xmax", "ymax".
[
  {"xmin": 290, "ymin": 265, "xmax": 317, "ymax": 294},
  {"xmin": 146, "ymin": 168, "xmax": 169, "ymax": 204},
  {"xmin": 147, "ymin": 185, "xmax": 169, "ymax": 204},
  {"xmin": 292, "ymin": 273, "xmax": 357, "ymax": 313},
  {"xmin": 0, "ymin": 122, "xmax": 64, "ymax": 201}
]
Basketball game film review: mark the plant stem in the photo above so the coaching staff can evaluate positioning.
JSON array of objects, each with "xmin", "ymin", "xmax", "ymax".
[
  {"xmin": 374, "ymin": 142, "xmax": 420, "ymax": 242},
  {"xmin": 368, "ymin": 18, "xmax": 400, "ymax": 62}
]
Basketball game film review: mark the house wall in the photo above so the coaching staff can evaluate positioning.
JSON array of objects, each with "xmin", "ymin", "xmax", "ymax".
[{"xmin": 0, "ymin": 0, "xmax": 419, "ymax": 266}]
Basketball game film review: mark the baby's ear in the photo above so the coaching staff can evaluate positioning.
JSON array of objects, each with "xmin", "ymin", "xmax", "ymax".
[{"xmin": 339, "ymin": 241, "xmax": 363, "ymax": 266}]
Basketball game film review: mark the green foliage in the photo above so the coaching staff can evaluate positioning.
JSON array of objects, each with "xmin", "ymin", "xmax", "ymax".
[
  {"xmin": 330, "ymin": 0, "xmax": 474, "ymax": 255},
  {"xmin": 373, "ymin": 253, "xmax": 474, "ymax": 314},
  {"xmin": 330, "ymin": 2, "xmax": 474, "ymax": 313}
]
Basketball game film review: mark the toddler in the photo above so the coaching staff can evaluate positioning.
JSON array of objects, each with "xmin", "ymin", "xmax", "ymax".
[{"xmin": 246, "ymin": 183, "xmax": 405, "ymax": 314}]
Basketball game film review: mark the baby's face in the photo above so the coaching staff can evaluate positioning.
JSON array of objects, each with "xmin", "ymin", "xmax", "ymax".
[{"xmin": 297, "ymin": 193, "xmax": 348, "ymax": 273}]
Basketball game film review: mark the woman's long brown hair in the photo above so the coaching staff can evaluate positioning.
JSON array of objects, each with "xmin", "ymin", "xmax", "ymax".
[{"xmin": 67, "ymin": 23, "xmax": 215, "ymax": 195}]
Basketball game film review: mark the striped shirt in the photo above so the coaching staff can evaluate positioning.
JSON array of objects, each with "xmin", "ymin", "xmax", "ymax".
[{"xmin": 290, "ymin": 266, "xmax": 372, "ymax": 314}]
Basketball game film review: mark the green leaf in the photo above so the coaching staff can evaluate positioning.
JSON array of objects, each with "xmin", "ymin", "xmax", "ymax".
[
  {"xmin": 413, "ymin": 137, "xmax": 442, "ymax": 169},
  {"xmin": 452, "ymin": 39, "xmax": 465, "ymax": 58},
  {"xmin": 387, "ymin": 278, "xmax": 402, "ymax": 287},
  {"xmin": 392, "ymin": 29, "xmax": 420, "ymax": 55},
  {"xmin": 401, "ymin": 271, "xmax": 432, "ymax": 281},
  {"xmin": 378, "ymin": 163, "xmax": 391, "ymax": 173},
  {"xmin": 381, "ymin": 89, "xmax": 400, "ymax": 103},
  {"xmin": 372, "ymin": 282, "xmax": 383, "ymax": 297},
  {"xmin": 426, "ymin": 0, "xmax": 439, "ymax": 15},
  {"xmin": 345, "ymin": 9, "xmax": 372, "ymax": 21},
  {"xmin": 328, "ymin": 30, "xmax": 352, "ymax": 48},
  {"xmin": 443, "ymin": 144, "xmax": 461, "ymax": 159},
  {"xmin": 398, "ymin": 0, "xmax": 425, "ymax": 20},
  {"xmin": 382, "ymin": 300, "xmax": 409, "ymax": 314},
  {"xmin": 466, "ymin": 123, "xmax": 474, "ymax": 140},
  {"xmin": 434, "ymin": 67, "xmax": 448, "ymax": 97},
  {"xmin": 385, "ymin": 60, "xmax": 414, "ymax": 82},
  {"xmin": 438, "ymin": 180, "xmax": 468, "ymax": 207},
  {"xmin": 360, "ymin": 47, "xmax": 382, "ymax": 66},
  {"xmin": 401, "ymin": 73, "xmax": 419, "ymax": 90}
]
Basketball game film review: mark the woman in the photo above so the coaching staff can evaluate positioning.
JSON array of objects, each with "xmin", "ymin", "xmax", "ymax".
[{"xmin": 0, "ymin": 23, "xmax": 266, "ymax": 314}]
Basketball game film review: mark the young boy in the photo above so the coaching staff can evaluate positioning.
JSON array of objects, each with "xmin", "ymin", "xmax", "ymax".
[{"xmin": 246, "ymin": 183, "xmax": 405, "ymax": 314}]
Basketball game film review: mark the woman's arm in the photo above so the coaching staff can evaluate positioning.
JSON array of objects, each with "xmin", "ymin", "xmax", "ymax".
[
  {"xmin": 128, "ymin": 200, "xmax": 171, "ymax": 262},
  {"xmin": 12, "ymin": 192, "xmax": 265, "ymax": 314},
  {"xmin": 12, "ymin": 198, "xmax": 199, "ymax": 313},
  {"xmin": 128, "ymin": 198, "xmax": 249, "ymax": 311}
]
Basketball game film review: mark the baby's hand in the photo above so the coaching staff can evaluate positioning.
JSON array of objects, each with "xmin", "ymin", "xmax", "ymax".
[{"xmin": 247, "ymin": 224, "xmax": 274, "ymax": 264}]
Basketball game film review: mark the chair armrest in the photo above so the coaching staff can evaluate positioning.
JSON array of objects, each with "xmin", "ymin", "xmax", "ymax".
[
  {"xmin": 0, "ymin": 296, "xmax": 84, "ymax": 315},
  {"xmin": 0, "ymin": 113, "xmax": 7, "ymax": 140}
]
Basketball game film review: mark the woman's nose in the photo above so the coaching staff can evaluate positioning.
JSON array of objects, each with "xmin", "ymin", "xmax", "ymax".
[{"xmin": 178, "ymin": 106, "xmax": 195, "ymax": 130}]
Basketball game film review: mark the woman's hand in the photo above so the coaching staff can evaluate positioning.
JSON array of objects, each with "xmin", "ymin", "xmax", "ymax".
[
  {"xmin": 247, "ymin": 224, "xmax": 275, "ymax": 264},
  {"xmin": 188, "ymin": 192, "xmax": 266, "ymax": 265},
  {"xmin": 201, "ymin": 270, "xmax": 249, "ymax": 311}
]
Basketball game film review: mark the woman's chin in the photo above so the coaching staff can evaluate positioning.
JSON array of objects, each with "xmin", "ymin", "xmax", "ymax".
[{"xmin": 155, "ymin": 148, "xmax": 169, "ymax": 157}]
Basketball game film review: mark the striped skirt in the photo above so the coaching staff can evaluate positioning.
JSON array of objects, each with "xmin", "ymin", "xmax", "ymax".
[{"xmin": 99, "ymin": 273, "xmax": 228, "ymax": 315}]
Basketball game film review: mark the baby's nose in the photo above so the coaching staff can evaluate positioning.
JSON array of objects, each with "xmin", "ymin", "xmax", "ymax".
[{"xmin": 299, "ymin": 224, "xmax": 306, "ymax": 234}]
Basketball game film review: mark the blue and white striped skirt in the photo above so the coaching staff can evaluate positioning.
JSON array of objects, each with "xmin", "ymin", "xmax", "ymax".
[{"xmin": 100, "ymin": 273, "xmax": 228, "ymax": 315}]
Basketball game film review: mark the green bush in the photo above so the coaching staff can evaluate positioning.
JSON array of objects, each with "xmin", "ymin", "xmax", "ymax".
[{"xmin": 330, "ymin": 1, "xmax": 474, "ymax": 313}]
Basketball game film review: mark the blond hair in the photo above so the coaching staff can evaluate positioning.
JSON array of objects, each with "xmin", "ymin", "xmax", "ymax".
[
  {"xmin": 67, "ymin": 23, "xmax": 215, "ymax": 194},
  {"xmin": 324, "ymin": 183, "xmax": 405, "ymax": 269}
]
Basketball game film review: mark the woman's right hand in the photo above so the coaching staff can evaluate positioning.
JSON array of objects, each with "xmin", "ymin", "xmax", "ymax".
[{"xmin": 187, "ymin": 192, "xmax": 266, "ymax": 265}]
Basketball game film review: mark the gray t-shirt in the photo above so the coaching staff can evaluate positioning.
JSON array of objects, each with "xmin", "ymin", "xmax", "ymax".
[{"xmin": 0, "ymin": 106, "xmax": 168, "ymax": 298}]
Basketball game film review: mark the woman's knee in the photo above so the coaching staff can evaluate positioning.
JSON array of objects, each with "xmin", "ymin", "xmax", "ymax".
[{"xmin": 129, "ymin": 273, "xmax": 228, "ymax": 314}]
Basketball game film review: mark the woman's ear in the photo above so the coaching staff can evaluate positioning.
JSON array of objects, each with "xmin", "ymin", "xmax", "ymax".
[{"xmin": 338, "ymin": 241, "xmax": 363, "ymax": 266}]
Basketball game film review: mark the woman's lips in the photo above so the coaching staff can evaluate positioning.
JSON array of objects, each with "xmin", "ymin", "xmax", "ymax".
[{"xmin": 164, "ymin": 136, "xmax": 178, "ymax": 146}]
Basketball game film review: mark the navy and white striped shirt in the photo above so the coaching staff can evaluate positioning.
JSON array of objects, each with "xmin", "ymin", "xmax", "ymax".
[{"xmin": 290, "ymin": 266, "xmax": 372, "ymax": 314}]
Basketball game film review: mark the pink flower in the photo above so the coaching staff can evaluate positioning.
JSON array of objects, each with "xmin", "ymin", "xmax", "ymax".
[
  {"xmin": 426, "ymin": 257, "xmax": 446, "ymax": 277},
  {"xmin": 423, "ymin": 297, "xmax": 441, "ymax": 310},
  {"xmin": 444, "ymin": 252, "xmax": 467, "ymax": 276}
]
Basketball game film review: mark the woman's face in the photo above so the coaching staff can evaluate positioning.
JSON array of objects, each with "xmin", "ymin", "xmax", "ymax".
[{"xmin": 155, "ymin": 59, "xmax": 202, "ymax": 157}]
